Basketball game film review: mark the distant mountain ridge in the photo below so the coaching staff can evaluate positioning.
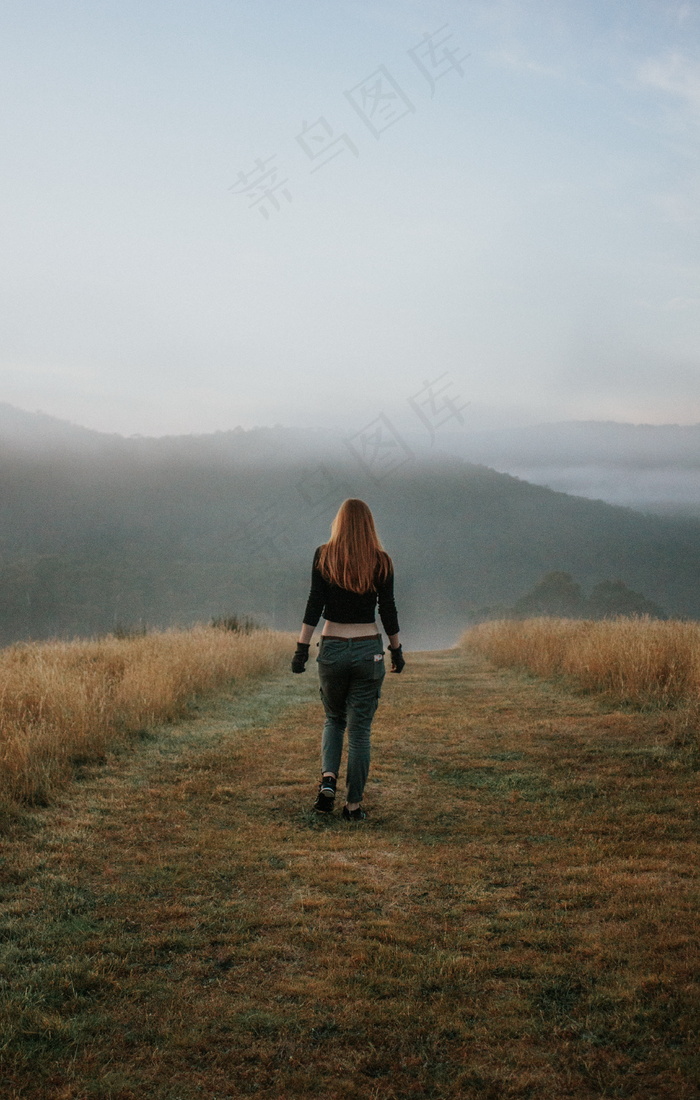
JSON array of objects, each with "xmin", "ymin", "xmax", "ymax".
[
  {"xmin": 0, "ymin": 403, "xmax": 116, "ymax": 449},
  {"xmin": 425, "ymin": 420, "xmax": 700, "ymax": 516},
  {"xmin": 0, "ymin": 403, "xmax": 699, "ymax": 646},
  {"xmin": 432, "ymin": 420, "xmax": 700, "ymax": 467},
  {"xmin": 3, "ymin": 403, "xmax": 698, "ymax": 517},
  {"xmin": 2, "ymin": 404, "xmax": 699, "ymax": 463},
  {"xmin": 0, "ymin": 403, "xmax": 338, "ymax": 462}
]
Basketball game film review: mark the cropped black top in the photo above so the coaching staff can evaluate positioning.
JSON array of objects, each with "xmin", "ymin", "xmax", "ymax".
[{"xmin": 302, "ymin": 547, "xmax": 400, "ymax": 637}]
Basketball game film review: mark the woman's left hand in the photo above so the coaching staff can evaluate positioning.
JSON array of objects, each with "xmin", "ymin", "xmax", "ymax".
[{"xmin": 388, "ymin": 644, "xmax": 405, "ymax": 673}]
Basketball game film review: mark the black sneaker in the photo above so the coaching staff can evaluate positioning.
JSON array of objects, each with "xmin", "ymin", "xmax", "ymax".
[
  {"xmin": 313, "ymin": 776, "xmax": 336, "ymax": 813},
  {"xmin": 342, "ymin": 805, "xmax": 366, "ymax": 821}
]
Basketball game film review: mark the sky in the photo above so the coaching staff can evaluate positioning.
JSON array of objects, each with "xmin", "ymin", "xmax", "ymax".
[{"xmin": 1, "ymin": 0, "xmax": 699, "ymax": 437}]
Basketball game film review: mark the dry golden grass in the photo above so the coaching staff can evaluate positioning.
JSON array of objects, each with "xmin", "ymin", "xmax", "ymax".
[
  {"xmin": 0, "ymin": 626, "xmax": 292, "ymax": 810},
  {"xmin": 463, "ymin": 616, "xmax": 700, "ymax": 709},
  {"xmin": 0, "ymin": 647, "xmax": 697, "ymax": 1099}
]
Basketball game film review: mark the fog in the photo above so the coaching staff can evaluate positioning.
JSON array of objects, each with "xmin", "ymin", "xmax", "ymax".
[
  {"xmin": 424, "ymin": 422, "xmax": 700, "ymax": 515},
  {"xmin": 1, "ymin": 407, "xmax": 699, "ymax": 651}
]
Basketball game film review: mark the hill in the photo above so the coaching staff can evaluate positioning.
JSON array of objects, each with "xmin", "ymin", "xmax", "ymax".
[
  {"xmin": 428, "ymin": 420, "xmax": 700, "ymax": 516},
  {"xmin": 1, "ymin": 407, "xmax": 699, "ymax": 645}
]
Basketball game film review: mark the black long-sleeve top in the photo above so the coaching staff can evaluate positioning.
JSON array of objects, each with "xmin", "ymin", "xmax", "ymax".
[{"xmin": 303, "ymin": 547, "xmax": 400, "ymax": 636}]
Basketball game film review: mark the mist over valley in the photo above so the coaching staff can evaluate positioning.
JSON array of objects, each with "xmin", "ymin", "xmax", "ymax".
[{"xmin": 1, "ymin": 406, "xmax": 698, "ymax": 649}]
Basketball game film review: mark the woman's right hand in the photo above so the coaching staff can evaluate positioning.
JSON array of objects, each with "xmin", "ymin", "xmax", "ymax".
[{"xmin": 291, "ymin": 642, "xmax": 310, "ymax": 673}]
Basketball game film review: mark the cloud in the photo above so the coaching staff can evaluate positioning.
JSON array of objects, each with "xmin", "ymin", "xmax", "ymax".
[
  {"xmin": 635, "ymin": 51, "xmax": 700, "ymax": 225},
  {"xmin": 655, "ymin": 191, "xmax": 700, "ymax": 224},
  {"xmin": 676, "ymin": 3, "xmax": 694, "ymax": 27},
  {"xmin": 488, "ymin": 47, "xmax": 563, "ymax": 79},
  {"xmin": 662, "ymin": 296, "xmax": 700, "ymax": 310},
  {"xmin": 636, "ymin": 50, "xmax": 700, "ymax": 120}
]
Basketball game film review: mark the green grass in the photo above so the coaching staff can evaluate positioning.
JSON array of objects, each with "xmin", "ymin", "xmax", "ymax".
[{"xmin": 0, "ymin": 648, "xmax": 698, "ymax": 1099}]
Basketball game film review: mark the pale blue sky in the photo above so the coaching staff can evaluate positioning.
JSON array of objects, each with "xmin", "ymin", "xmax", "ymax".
[{"xmin": 1, "ymin": 0, "xmax": 699, "ymax": 435}]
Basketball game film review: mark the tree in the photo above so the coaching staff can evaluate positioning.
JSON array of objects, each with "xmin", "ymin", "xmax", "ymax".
[
  {"xmin": 588, "ymin": 579, "xmax": 666, "ymax": 619},
  {"xmin": 513, "ymin": 571, "xmax": 586, "ymax": 618}
]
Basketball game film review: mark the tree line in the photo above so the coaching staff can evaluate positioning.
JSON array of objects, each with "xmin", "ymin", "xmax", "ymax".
[{"xmin": 475, "ymin": 571, "xmax": 666, "ymax": 622}]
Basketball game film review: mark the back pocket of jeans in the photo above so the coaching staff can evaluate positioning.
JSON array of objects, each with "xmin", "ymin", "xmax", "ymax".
[
  {"xmin": 368, "ymin": 652, "xmax": 385, "ymax": 679},
  {"xmin": 317, "ymin": 642, "xmax": 341, "ymax": 665}
]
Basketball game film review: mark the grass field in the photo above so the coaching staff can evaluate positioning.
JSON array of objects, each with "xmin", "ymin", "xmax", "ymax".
[
  {"xmin": 463, "ymin": 616, "xmax": 700, "ymax": 709},
  {"xmin": 0, "ymin": 643, "xmax": 698, "ymax": 1099},
  {"xmin": 0, "ymin": 627, "xmax": 291, "ymax": 813}
]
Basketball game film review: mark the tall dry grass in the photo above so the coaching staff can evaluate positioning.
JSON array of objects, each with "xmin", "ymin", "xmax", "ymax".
[
  {"xmin": 0, "ymin": 626, "xmax": 292, "ymax": 809},
  {"xmin": 463, "ymin": 616, "xmax": 700, "ymax": 709}
]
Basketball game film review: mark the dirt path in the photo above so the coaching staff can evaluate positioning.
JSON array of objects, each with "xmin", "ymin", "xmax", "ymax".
[{"xmin": 1, "ymin": 647, "xmax": 698, "ymax": 1100}]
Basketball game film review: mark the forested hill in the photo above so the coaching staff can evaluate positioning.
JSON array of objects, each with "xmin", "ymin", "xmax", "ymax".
[{"xmin": 1, "ymin": 410, "xmax": 699, "ymax": 645}]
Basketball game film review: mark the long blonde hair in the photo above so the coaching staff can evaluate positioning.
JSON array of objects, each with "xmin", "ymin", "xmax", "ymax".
[{"xmin": 317, "ymin": 499, "xmax": 392, "ymax": 594}]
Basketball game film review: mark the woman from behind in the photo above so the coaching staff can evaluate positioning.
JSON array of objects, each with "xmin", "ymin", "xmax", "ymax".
[{"xmin": 292, "ymin": 498, "xmax": 405, "ymax": 820}]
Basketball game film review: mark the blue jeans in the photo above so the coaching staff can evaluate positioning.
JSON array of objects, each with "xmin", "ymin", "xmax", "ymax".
[{"xmin": 316, "ymin": 635, "xmax": 386, "ymax": 804}]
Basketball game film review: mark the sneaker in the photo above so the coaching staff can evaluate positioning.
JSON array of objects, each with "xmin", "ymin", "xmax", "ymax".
[
  {"xmin": 313, "ymin": 776, "xmax": 336, "ymax": 813},
  {"xmin": 342, "ymin": 805, "xmax": 366, "ymax": 821},
  {"xmin": 313, "ymin": 791, "xmax": 335, "ymax": 813}
]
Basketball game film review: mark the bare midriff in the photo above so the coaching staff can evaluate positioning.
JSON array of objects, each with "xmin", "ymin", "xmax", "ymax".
[{"xmin": 321, "ymin": 620, "xmax": 378, "ymax": 638}]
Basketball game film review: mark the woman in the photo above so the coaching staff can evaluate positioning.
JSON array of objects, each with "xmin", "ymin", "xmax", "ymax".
[{"xmin": 291, "ymin": 499, "xmax": 405, "ymax": 820}]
